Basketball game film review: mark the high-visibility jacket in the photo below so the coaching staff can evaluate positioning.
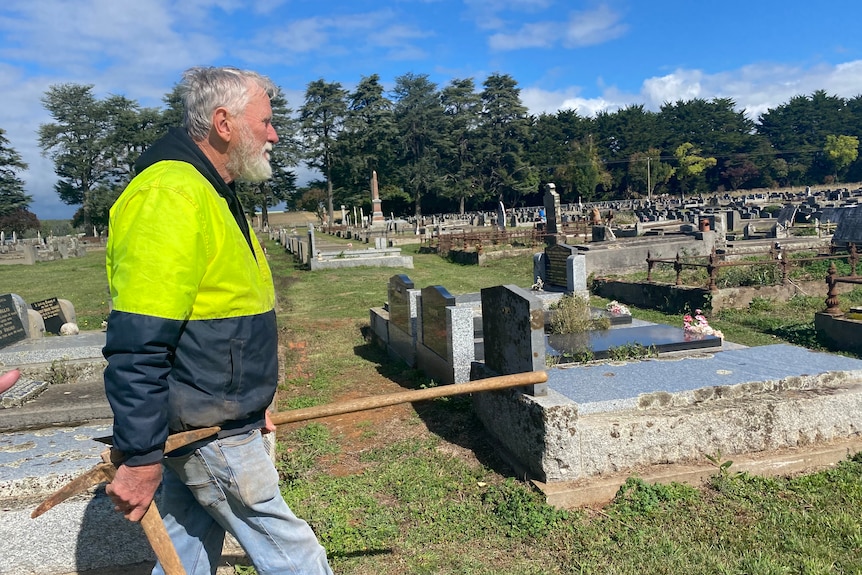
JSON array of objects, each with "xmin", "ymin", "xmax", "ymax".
[{"xmin": 103, "ymin": 147, "xmax": 277, "ymax": 467}]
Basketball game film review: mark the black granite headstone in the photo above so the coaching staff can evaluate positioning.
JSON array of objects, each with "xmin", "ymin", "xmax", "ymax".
[
  {"xmin": 421, "ymin": 285, "xmax": 455, "ymax": 359},
  {"xmin": 0, "ymin": 293, "xmax": 27, "ymax": 349},
  {"xmin": 480, "ymin": 285, "xmax": 547, "ymax": 395},
  {"xmin": 388, "ymin": 274, "xmax": 414, "ymax": 332},
  {"xmin": 31, "ymin": 297, "xmax": 67, "ymax": 335}
]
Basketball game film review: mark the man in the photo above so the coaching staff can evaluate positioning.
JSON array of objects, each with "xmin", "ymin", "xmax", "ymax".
[{"xmin": 103, "ymin": 66, "xmax": 333, "ymax": 575}]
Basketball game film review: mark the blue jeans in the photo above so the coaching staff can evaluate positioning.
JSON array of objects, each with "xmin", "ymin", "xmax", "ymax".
[{"xmin": 153, "ymin": 430, "xmax": 333, "ymax": 575}]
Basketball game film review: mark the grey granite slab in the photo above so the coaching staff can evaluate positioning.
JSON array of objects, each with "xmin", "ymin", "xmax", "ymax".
[
  {"xmin": 0, "ymin": 331, "xmax": 105, "ymax": 366},
  {"xmin": 546, "ymin": 344, "xmax": 862, "ymax": 414}
]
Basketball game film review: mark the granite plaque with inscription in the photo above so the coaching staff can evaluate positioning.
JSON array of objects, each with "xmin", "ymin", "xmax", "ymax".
[
  {"xmin": 31, "ymin": 297, "xmax": 67, "ymax": 335},
  {"xmin": 545, "ymin": 243, "xmax": 578, "ymax": 287},
  {"xmin": 0, "ymin": 294, "xmax": 27, "ymax": 349},
  {"xmin": 421, "ymin": 285, "xmax": 455, "ymax": 358},
  {"xmin": 388, "ymin": 274, "xmax": 414, "ymax": 331}
]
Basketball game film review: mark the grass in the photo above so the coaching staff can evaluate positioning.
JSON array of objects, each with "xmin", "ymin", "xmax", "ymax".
[
  {"xmin": 5, "ymin": 232, "xmax": 862, "ymax": 573},
  {"xmin": 0, "ymin": 248, "xmax": 110, "ymax": 331}
]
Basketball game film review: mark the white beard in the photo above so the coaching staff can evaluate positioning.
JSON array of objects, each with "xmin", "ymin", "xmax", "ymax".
[{"xmin": 228, "ymin": 124, "xmax": 273, "ymax": 183}]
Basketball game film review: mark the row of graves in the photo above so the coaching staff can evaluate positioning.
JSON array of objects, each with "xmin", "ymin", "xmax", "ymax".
[
  {"xmin": 0, "ymin": 234, "xmax": 91, "ymax": 264},
  {"xmin": 368, "ymin": 253, "xmax": 862, "ymax": 505},
  {"xmin": 272, "ymin": 223, "xmax": 414, "ymax": 270}
]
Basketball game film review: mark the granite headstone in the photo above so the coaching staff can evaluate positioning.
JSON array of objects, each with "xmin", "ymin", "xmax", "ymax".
[
  {"xmin": 0, "ymin": 294, "xmax": 27, "ymax": 349},
  {"xmin": 388, "ymin": 274, "xmax": 415, "ymax": 332},
  {"xmin": 421, "ymin": 285, "xmax": 455, "ymax": 359},
  {"xmin": 30, "ymin": 297, "xmax": 67, "ymax": 335},
  {"xmin": 480, "ymin": 285, "xmax": 547, "ymax": 396},
  {"xmin": 545, "ymin": 243, "xmax": 579, "ymax": 288}
]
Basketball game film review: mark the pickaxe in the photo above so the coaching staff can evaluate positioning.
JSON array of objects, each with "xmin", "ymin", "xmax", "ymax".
[{"xmin": 31, "ymin": 370, "xmax": 548, "ymax": 575}]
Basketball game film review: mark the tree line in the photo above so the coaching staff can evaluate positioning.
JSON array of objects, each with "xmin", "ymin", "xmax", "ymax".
[{"xmin": 1, "ymin": 73, "xmax": 861, "ymax": 234}]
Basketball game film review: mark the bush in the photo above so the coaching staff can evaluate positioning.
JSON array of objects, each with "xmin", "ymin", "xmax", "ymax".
[{"xmin": 548, "ymin": 295, "xmax": 610, "ymax": 334}]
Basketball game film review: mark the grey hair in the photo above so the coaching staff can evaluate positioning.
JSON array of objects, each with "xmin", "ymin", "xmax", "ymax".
[{"xmin": 179, "ymin": 66, "xmax": 277, "ymax": 141}]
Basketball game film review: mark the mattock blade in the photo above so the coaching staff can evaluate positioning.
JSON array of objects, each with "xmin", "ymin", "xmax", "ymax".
[{"xmin": 30, "ymin": 462, "xmax": 114, "ymax": 519}]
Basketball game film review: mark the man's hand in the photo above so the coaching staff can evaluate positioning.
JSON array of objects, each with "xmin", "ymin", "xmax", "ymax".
[
  {"xmin": 262, "ymin": 410, "xmax": 276, "ymax": 434},
  {"xmin": 105, "ymin": 462, "xmax": 162, "ymax": 522}
]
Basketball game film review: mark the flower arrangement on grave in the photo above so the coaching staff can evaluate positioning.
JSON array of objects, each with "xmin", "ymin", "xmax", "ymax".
[
  {"xmin": 606, "ymin": 300, "xmax": 630, "ymax": 316},
  {"xmin": 683, "ymin": 309, "xmax": 723, "ymax": 339},
  {"xmin": 531, "ymin": 276, "xmax": 544, "ymax": 291}
]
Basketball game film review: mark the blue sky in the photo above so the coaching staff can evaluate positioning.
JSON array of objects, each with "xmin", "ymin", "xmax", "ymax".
[{"xmin": 2, "ymin": 0, "xmax": 862, "ymax": 219}]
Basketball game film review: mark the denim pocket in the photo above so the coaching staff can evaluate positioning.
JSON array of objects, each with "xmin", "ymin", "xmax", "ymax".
[
  {"xmin": 165, "ymin": 450, "xmax": 226, "ymax": 508},
  {"xmin": 218, "ymin": 431, "xmax": 279, "ymax": 508}
]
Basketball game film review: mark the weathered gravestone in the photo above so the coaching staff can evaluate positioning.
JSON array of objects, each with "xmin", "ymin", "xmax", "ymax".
[
  {"xmin": 0, "ymin": 293, "xmax": 27, "ymax": 349},
  {"xmin": 543, "ymin": 183, "xmax": 562, "ymax": 238},
  {"xmin": 479, "ymin": 285, "xmax": 547, "ymax": 396},
  {"xmin": 30, "ymin": 297, "xmax": 67, "ymax": 335}
]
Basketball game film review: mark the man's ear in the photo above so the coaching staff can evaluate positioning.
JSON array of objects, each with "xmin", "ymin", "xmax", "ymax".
[{"xmin": 212, "ymin": 106, "xmax": 232, "ymax": 143}]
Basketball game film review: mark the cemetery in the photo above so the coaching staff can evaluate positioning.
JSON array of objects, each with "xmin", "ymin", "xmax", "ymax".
[{"xmin": 1, "ymin": 182, "xmax": 862, "ymax": 573}]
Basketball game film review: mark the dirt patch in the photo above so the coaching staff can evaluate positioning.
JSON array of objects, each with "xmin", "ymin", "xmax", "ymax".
[{"xmin": 273, "ymin": 327, "xmax": 510, "ymax": 479}]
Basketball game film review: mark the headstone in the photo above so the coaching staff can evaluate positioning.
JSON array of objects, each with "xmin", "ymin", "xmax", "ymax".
[
  {"xmin": 0, "ymin": 293, "xmax": 27, "ymax": 349},
  {"xmin": 22, "ymin": 244, "xmax": 36, "ymax": 265},
  {"xmin": 545, "ymin": 243, "xmax": 578, "ymax": 288},
  {"xmin": 566, "ymin": 253, "xmax": 587, "ymax": 295},
  {"xmin": 543, "ymin": 183, "xmax": 562, "ymax": 237},
  {"xmin": 387, "ymin": 274, "xmax": 419, "ymax": 367},
  {"xmin": 421, "ymin": 285, "xmax": 455, "ymax": 359},
  {"xmin": 479, "ymin": 285, "xmax": 546, "ymax": 396},
  {"xmin": 532, "ymin": 252, "xmax": 546, "ymax": 286},
  {"xmin": 389, "ymin": 275, "xmax": 415, "ymax": 331},
  {"xmin": 307, "ymin": 223, "xmax": 316, "ymax": 261},
  {"xmin": 30, "ymin": 297, "xmax": 67, "ymax": 335}
]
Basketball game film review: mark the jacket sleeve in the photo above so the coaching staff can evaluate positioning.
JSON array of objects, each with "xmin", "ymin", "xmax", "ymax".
[{"xmin": 103, "ymin": 311, "xmax": 184, "ymax": 465}]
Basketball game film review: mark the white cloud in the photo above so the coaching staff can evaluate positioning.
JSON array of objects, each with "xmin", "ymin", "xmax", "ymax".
[
  {"xmin": 521, "ymin": 85, "xmax": 622, "ymax": 117},
  {"xmin": 563, "ymin": 4, "xmax": 627, "ymax": 48},
  {"xmin": 521, "ymin": 59, "xmax": 862, "ymax": 125},
  {"xmin": 488, "ymin": 4, "xmax": 626, "ymax": 51}
]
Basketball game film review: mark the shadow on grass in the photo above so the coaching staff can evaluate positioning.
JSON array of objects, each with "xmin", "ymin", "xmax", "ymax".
[{"xmin": 351, "ymin": 328, "xmax": 520, "ymax": 481}]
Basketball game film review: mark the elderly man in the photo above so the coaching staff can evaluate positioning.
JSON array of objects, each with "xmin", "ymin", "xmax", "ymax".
[{"xmin": 103, "ymin": 66, "xmax": 333, "ymax": 575}]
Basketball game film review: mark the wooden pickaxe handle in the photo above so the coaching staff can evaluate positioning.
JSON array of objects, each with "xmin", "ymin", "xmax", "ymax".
[
  {"xmin": 270, "ymin": 370, "xmax": 548, "ymax": 426},
  {"xmin": 96, "ymin": 451, "xmax": 186, "ymax": 575}
]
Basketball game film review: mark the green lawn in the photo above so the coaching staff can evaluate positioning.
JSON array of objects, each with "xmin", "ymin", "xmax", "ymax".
[{"xmin": 5, "ymin": 237, "xmax": 862, "ymax": 574}]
